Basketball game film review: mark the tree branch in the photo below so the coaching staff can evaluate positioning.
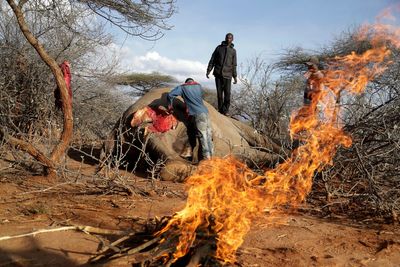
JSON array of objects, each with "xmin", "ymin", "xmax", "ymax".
[{"xmin": 0, "ymin": 129, "xmax": 55, "ymax": 171}]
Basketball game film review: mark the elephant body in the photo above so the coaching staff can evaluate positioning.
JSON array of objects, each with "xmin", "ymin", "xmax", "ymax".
[{"xmin": 99, "ymin": 88, "xmax": 286, "ymax": 181}]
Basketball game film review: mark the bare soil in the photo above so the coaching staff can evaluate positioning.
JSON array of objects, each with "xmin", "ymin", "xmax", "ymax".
[{"xmin": 0, "ymin": 157, "xmax": 399, "ymax": 267}]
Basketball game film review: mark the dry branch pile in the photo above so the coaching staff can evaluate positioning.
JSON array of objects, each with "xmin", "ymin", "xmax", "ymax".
[
  {"xmin": 271, "ymin": 26, "xmax": 400, "ymax": 221},
  {"xmin": 89, "ymin": 216, "xmax": 227, "ymax": 267},
  {"xmin": 318, "ymin": 94, "xmax": 400, "ymax": 220}
]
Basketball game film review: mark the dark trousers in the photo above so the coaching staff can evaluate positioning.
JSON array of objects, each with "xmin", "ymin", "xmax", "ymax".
[
  {"xmin": 215, "ymin": 76, "xmax": 231, "ymax": 114},
  {"xmin": 187, "ymin": 116, "xmax": 197, "ymax": 150}
]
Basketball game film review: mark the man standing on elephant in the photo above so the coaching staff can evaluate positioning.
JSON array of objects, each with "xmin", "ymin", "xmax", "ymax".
[
  {"xmin": 206, "ymin": 33, "xmax": 238, "ymax": 116},
  {"xmin": 167, "ymin": 78, "xmax": 213, "ymax": 160}
]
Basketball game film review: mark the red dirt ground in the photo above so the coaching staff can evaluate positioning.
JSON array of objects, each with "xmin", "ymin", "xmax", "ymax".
[{"xmin": 0, "ymin": 157, "xmax": 399, "ymax": 267}]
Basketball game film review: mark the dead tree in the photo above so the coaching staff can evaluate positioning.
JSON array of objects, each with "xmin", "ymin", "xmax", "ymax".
[{"xmin": 6, "ymin": 0, "xmax": 73, "ymax": 173}]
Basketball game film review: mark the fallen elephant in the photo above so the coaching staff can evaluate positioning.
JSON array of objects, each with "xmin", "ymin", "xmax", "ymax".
[{"xmin": 99, "ymin": 88, "xmax": 287, "ymax": 181}]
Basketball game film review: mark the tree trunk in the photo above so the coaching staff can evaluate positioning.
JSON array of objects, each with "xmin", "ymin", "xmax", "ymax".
[{"xmin": 6, "ymin": 0, "xmax": 73, "ymax": 172}]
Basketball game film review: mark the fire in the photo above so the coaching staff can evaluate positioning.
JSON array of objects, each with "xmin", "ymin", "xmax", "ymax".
[{"xmin": 157, "ymin": 9, "xmax": 399, "ymax": 264}]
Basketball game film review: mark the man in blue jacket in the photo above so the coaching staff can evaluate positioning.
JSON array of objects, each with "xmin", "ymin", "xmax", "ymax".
[{"xmin": 167, "ymin": 78, "xmax": 213, "ymax": 160}]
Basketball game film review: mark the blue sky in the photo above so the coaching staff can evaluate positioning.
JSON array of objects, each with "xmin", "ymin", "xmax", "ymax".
[{"xmin": 108, "ymin": 0, "xmax": 398, "ymax": 87}]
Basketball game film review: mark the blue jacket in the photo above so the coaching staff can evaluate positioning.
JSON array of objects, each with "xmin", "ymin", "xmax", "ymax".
[{"xmin": 167, "ymin": 82, "xmax": 208, "ymax": 116}]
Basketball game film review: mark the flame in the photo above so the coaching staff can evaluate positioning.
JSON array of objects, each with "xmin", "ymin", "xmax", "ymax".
[{"xmin": 157, "ymin": 10, "xmax": 399, "ymax": 264}]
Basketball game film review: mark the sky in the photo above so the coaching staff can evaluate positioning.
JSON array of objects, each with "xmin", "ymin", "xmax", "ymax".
[{"xmin": 107, "ymin": 0, "xmax": 398, "ymax": 88}]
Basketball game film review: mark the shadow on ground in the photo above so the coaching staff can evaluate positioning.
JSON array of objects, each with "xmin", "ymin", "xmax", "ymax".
[{"xmin": 0, "ymin": 236, "xmax": 86, "ymax": 266}]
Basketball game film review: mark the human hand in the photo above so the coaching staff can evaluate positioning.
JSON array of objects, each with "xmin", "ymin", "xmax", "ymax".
[
  {"xmin": 158, "ymin": 105, "xmax": 170, "ymax": 115},
  {"xmin": 233, "ymin": 77, "xmax": 237, "ymax": 84},
  {"xmin": 168, "ymin": 105, "xmax": 173, "ymax": 113},
  {"xmin": 206, "ymin": 72, "xmax": 210, "ymax": 79}
]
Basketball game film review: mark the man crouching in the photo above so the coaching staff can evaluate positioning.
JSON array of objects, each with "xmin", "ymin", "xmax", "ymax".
[{"xmin": 167, "ymin": 78, "xmax": 213, "ymax": 160}]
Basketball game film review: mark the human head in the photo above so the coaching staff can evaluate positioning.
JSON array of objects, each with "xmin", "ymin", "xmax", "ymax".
[
  {"xmin": 225, "ymin": 33, "xmax": 234, "ymax": 44},
  {"xmin": 185, "ymin": 78, "xmax": 194, "ymax": 83}
]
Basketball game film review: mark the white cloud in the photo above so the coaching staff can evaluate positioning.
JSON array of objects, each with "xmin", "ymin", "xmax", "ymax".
[
  {"xmin": 101, "ymin": 43, "xmax": 242, "ymax": 90},
  {"xmin": 127, "ymin": 51, "xmax": 209, "ymax": 84},
  {"xmin": 104, "ymin": 42, "xmax": 211, "ymax": 86}
]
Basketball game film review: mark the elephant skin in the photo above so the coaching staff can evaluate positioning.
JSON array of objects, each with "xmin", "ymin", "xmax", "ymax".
[{"xmin": 99, "ymin": 88, "xmax": 287, "ymax": 181}]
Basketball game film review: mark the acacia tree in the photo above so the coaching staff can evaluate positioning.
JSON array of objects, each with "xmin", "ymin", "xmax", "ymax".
[
  {"xmin": 115, "ymin": 72, "xmax": 177, "ymax": 96},
  {"xmin": 2, "ymin": 0, "xmax": 176, "ymax": 175}
]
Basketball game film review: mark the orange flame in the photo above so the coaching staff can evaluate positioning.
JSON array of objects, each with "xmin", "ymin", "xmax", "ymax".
[{"xmin": 157, "ymin": 10, "xmax": 399, "ymax": 264}]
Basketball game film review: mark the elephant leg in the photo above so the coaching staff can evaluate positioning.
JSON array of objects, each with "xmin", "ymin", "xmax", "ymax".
[{"xmin": 160, "ymin": 160, "xmax": 197, "ymax": 182}]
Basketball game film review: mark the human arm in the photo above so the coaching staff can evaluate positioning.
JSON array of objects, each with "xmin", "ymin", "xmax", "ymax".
[
  {"xmin": 167, "ymin": 85, "xmax": 183, "ymax": 110},
  {"xmin": 206, "ymin": 47, "xmax": 217, "ymax": 78},
  {"xmin": 233, "ymin": 49, "xmax": 237, "ymax": 84}
]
